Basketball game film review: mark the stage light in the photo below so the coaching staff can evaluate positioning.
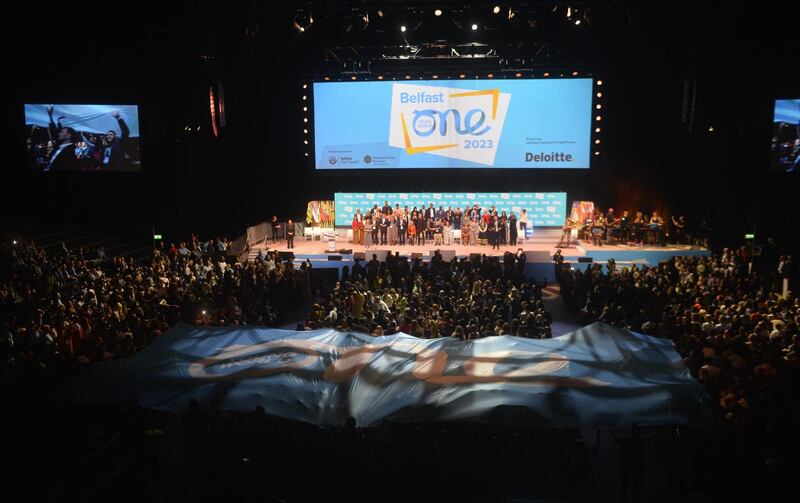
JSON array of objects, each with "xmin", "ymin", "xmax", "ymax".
[
  {"xmin": 493, "ymin": 5, "xmax": 501, "ymax": 14},
  {"xmin": 12, "ymin": 240, "xmax": 16, "ymax": 245},
  {"xmin": 574, "ymin": 19, "xmax": 581, "ymax": 25},
  {"xmin": 487, "ymin": 73, "xmax": 494, "ymax": 78},
  {"xmin": 351, "ymin": 75, "xmax": 357, "ymax": 80},
  {"xmin": 292, "ymin": 12, "xmax": 314, "ymax": 33},
  {"xmin": 302, "ymin": 95, "xmax": 307, "ymax": 100},
  {"xmin": 303, "ymin": 118, "xmax": 308, "ymax": 123},
  {"xmin": 596, "ymin": 104, "xmax": 602, "ymax": 109},
  {"xmin": 597, "ymin": 80, "xmax": 603, "ymax": 86},
  {"xmin": 595, "ymin": 127, "xmax": 601, "ymax": 133},
  {"xmin": 596, "ymin": 92, "xmax": 602, "ymax": 97},
  {"xmin": 377, "ymin": 75, "xmax": 384, "ymax": 80},
  {"xmin": 304, "ymin": 129, "xmax": 308, "ymax": 134},
  {"xmin": 323, "ymin": 76, "xmax": 330, "ymax": 81},
  {"xmin": 400, "ymin": 25, "xmax": 406, "ymax": 32},
  {"xmin": 515, "ymin": 72, "xmax": 522, "ymax": 77},
  {"xmin": 302, "ymin": 84, "xmax": 307, "ymax": 89},
  {"xmin": 471, "ymin": 23, "xmax": 478, "ymax": 30},
  {"xmin": 202, "ymin": 310, "xmax": 207, "ymax": 315},
  {"xmin": 543, "ymin": 72, "xmax": 550, "ymax": 77},
  {"xmin": 304, "ymin": 140, "xmax": 309, "ymax": 145},
  {"xmin": 595, "ymin": 139, "xmax": 601, "ymax": 144},
  {"xmin": 459, "ymin": 74, "xmax": 466, "ymax": 78},
  {"xmin": 595, "ymin": 115, "xmax": 602, "ymax": 121},
  {"xmin": 377, "ymin": 10, "xmax": 384, "ymax": 17},
  {"xmin": 594, "ymin": 151, "xmax": 600, "ymax": 156},
  {"xmin": 432, "ymin": 74, "xmax": 438, "ymax": 79},
  {"xmin": 708, "ymin": 126, "xmax": 715, "ymax": 132},
  {"xmin": 303, "ymin": 106, "xmax": 307, "ymax": 111},
  {"xmin": 434, "ymin": 9, "xmax": 442, "ymax": 16},
  {"xmin": 405, "ymin": 75, "xmax": 411, "ymax": 79},
  {"xmin": 572, "ymin": 71, "xmax": 578, "ymax": 76},
  {"xmin": 304, "ymin": 152, "xmax": 309, "ymax": 157},
  {"xmin": 508, "ymin": 7, "xmax": 516, "ymax": 20},
  {"xmin": 567, "ymin": 6, "xmax": 572, "ymax": 18}
]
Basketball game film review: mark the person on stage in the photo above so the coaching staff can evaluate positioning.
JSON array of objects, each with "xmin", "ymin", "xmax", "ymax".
[
  {"xmin": 649, "ymin": 211, "xmax": 664, "ymax": 245},
  {"xmin": 407, "ymin": 219, "xmax": 416, "ymax": 246},
  {"xmin": 558, "ymin": 218, "xmax": 573, "ymax": 247},
  {"xmin": 470, "ymin": 217, "xmax": 480, "ymax": 246},
  {"xmin": 519, "ymin": 209, "xmax": 529, "ymax": 238},
  {"xmin": 591, "ymin": 213, "xmax": 606, "ymax": 246},
  {"xmin": 499, "ymin": 211, "xmax": 508, "ymax": 245},
  {"xmin": 671, "ymin": 215, "xmax": 686, "ymax": 245},
  {"xmin": 633, "ymin": 211, "xmax": 645, "ymax": 245},
  {"xmin": 620, "ymin": 210, "xmax": 630, "ymax": 243},
  {"xmin": 490, "ymin": 216, "xmax": 501, "ymax": 249},
  {"xmin": 509, "ymin": 212, "xmax": 518, "ymax": 245},
  {"xmin": 379, "ymin": 214, "xmax": 389, "ymax": 245},
  {"xmin": 478, "ymin": 218, "xmax": 488, "ymax": 246},
  {"xmin": 425, "ymin": 203, "xmax": 436, "ymax": 221},
  {"xmin": 271, "ymin": 216, "xmax": 280, "ymax": 243},
  {"xmin": 367, "ymin": 216, "xmax": 377, "ymax": 247},
  {"xmin": 415, "ymin": 213, "xmax": 426, "ymax": 245},
  {"xmin": 442, "ymin": 216, "xmax": 452, "ymax": 245},
  {"xmin": 398, "ymin": 214, "xmax": 407, "ymax": 245},
  {"xmin": 382, "ymin": 200, "xmax": 392, "ymax": 216},
  {"xmin": 286, "ymin": 219, "xmax": 295, "ymax": 249},
  {"xmin": 352, "ymin": 210, "xmax": 364, "ymax": 245}
]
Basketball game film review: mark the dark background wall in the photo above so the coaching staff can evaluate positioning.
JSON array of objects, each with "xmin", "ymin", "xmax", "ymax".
[{"xmin": 3, "ymin": 1, "xmax": 797, "ymax": 250}]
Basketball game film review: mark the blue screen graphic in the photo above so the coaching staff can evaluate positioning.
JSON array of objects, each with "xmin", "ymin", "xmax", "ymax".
[
  {"xmin": 334, "ymin": 192, "xmax": 567, "ymax": 227},
  {"xmin": 313, "ymin": 79, "xmax": 593, "ymax": 169}
]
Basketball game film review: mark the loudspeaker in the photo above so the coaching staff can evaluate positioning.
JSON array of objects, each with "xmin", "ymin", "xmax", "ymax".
[
  {"xmin": 353, "ymin": 252, "xmax": 366, "ymax": 261},
  {"xmin": 577, "ymin": 256, "xmax": 593, "ymax": 263},
  {"xmin": 469, "ymin": 253, "xmax": 482, "ymax": 261},
  {"xmin": 411, "ymin": 252, "xmax": 423, "ymax": 260},
  {"xmin": 278, "ymin": 251, "xmax": 295, "ymax": 261},
  {"xmin": 338, "ymin": 249, "xmax": 353, "ymax": 254},
  {"xmin": 327, "ymin": 255, "xmax": 342, "ymax": 261},
  {"xmin": 432, "ymin": 249, "xmax": 456, "ymax": 262}
]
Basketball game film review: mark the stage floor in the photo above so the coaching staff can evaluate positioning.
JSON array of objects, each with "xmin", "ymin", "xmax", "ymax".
[{"xmin": 254, "ymin": 238, "xmax": 709, "ymax": 267}]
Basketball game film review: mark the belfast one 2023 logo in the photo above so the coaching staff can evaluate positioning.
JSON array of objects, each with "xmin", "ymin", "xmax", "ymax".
[{"xmin": 388, "ymin": 83, "xmax": 511, "ymax": 166}]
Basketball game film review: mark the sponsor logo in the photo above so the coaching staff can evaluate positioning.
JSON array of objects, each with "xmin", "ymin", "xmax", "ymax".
[
  {"xmin": 328, "ymin": 156, "xmax": 338, "ymax": 165},
  {"xmin": 363, "ymin": 154, "xmax": 373, "ymax": 164}
]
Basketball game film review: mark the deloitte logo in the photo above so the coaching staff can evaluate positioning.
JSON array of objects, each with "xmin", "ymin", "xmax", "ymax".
[{"xmin": 388, "ymin": 83, "xmax": 511, "ymax": 166}]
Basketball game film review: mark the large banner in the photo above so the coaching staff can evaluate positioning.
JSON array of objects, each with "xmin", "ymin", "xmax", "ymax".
[
  {"xmin": 58, "ymin": 323, "xmax": 708, "ymax": 428},
  {"xmin": 314, "ymin": 79, "xmax": 593, "ymax": 169},
  {"xmin": 334, "ymin": 192, "xmax": 567, "ymax": 227}
]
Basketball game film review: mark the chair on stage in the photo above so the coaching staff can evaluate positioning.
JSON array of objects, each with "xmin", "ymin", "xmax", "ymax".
[
  {"xmin": 346, "ymin": 229, "xmax": 353, "ymax": 243},
  {"xmin": 452, "ymin": 229, "xmax": 461, "ymax": 245}
]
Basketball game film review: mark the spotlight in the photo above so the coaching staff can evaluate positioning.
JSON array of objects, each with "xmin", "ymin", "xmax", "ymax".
[
  {"xmin": 303, "ymin": 118, "xmax": 308, "ymax": 123},
  {"xmin": 596, "ymin": 92, "xmax": 602, "ymax": 97},
  {"xmin": 594, "ymin": 151, "xmax": 600, "ymax": 156},
  {"xmin": 595, "ymin": 127, "xmax": 601, "ymax": 133},
  {"xmin": 708, "ymin": 126, "xmax": 715, "ymax": 132},
  {"xmin": 595, "ymin": 139, "xmax": 601, "ymax": 144},
  {"xmin": 543, "ymin": 72, "xmax": 550, "ymax": 77},
  {"xmin": 304, "ymin": 129, "xmax": 308, "ymax": 134},
  {"xmin": 507, "ymin": 7, "xmax": 516, "ymax": 20},
  {"xmin": 572, "ymin": 71, "xmax": 578, "ymax": 76},
  {"xmin": 405, "ymin": 75, "xmax": 411, "ymax": 79},
  {"xmin": 302, "ymin": 95, "xmax": 307, "ymax": 100},
  {"xmin": 292, "ymin": 12, "xmax": 314, "ymax": 33},
  {"xmin": 12, "ymin": 240, "xmax": 17, "ymax": 245},
  {"xmin": 202, "ymin": 310, "xmax": 207, "ymax": 315},
  {"xmin": 434, "ymin": 9, "xmax": 442, "ymax": 17},
  {"xmin": 305, "ymin": 152, "xmax": 309, "ymax": 157},
  {"xmin": 377, "ymin": 10, "xmax": 384, "ymax": 18},
  {"xmin": 493, "ymin": 5, "xmax": 501, "ymax": 14},
  {"xmin": 597, "ymin": 80, "xmax": 603, "ymax": 86},
  {"xmin": 351, "ymin": 75, "xmax": 357, "ymax": 80},
  {"xmin": 515, "ymin": 72, "xmax": 522, "ymax": 77},
  {"xmin": 304, "ymin": 140, "xmax": 309, "ymax": 145},
  {"xmin": 595, "ymin": 116, "xmax": 602, "ymax": 121},
  {"xmin": 323, "ymin": 76, "xmax": 330, "ymax": 81},
  {"xmin": 302, "ymin": 84, "xmax": 307, "ymax": 89},
  {"xmin": 487, "ymin": 73, "xmax": 494, "ymax": 78},
  {"xmin": 471, "ymin": 23, "xmax": 478, "ymax": 30},
  {"xmin": 574, "ymin": 19, "xmax": 582, "ymax": 25},
  {"xmin": 377, "ymin": 75, "xmax": 384, "ymax": 80},
  {"xmin": 596, "ymin": 104, "xmax": 602, "ymax": 109},
  {"xmin": 459, "ymin": 74, "xmax": 465, "ymax": 78},
  {"xmin": 400, "ymin": 25, "xmax": 406, "ymax": 32},
  {"xmin": 303, "ymin": 106, "xmax": 307, "ymax": 111}
]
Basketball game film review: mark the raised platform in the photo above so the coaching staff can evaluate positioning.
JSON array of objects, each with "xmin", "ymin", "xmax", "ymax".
[{"xmin": 249, "ymin": 233, "xmax": 709, "ymax": 283}]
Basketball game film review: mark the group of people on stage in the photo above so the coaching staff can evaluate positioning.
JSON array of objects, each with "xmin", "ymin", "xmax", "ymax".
[
  {"xmin": 351, "ymin": 201, "xmax": 529, "ymax": 249},
  {"xmin": 558, "ymin": 207, "xmax": 689, "ymax": 247}
]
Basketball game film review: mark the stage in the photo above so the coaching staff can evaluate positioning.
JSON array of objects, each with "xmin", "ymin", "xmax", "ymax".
[{"xmin": 246, "ymin": 228, "xmax": 709, "ymax": 283}]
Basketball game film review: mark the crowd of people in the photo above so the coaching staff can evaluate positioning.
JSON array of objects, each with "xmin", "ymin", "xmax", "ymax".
[
  {"xmin": 558, "ymin": 247, "xmax": 799, "ymax": 476},
  {"xmin": 351, "ymin": 201, "xmax": 526, "ymax": 248},
  {"xmin": 304, "ymin": 249, "xmax": 553, "ymax": 339},
  {"xmin": 564, "ymin": 207, "xmax": 693, "ymax": 247},
  {"xmin": 0, "ymin": 237, "xmax": 311, "ymax": 374}
]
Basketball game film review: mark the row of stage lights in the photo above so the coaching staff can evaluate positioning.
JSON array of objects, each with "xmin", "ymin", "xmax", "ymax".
[
  {"xmin": 298, "ymin": 79, "xmax": 603, "ymax": 159},
  {"xmin": 294, "ymin": 4, "xmax": 588, "ymax": 34}
]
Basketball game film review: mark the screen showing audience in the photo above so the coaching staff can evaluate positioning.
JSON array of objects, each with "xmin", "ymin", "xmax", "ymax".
[
  {"xmin": 772, "ymin": 99, "xmax": 800, "ymax": 173},
  {"xmin": 25, "ymin": 104, "xmax": 142, "ymax": 172},
  {"xmin": 313, "ymin": 78, "xmax": 594, "ymax": 170}
]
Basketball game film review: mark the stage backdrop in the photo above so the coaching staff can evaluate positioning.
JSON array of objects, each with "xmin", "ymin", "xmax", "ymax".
[
  {"xmin": 55, "ymin": 322, "xmax": 709, "ymax": 428},
  {"xmin": 313, "ymin": 78, "xmax": 594, "ymax": 169},
  {"xmin": 334, "ymin": 192, "xmax": 567, "ymax": 227}
]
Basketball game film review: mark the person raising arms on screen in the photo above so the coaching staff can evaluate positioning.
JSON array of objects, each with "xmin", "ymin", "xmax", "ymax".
[
  {"xmin": 44, "ymin": 106, "xmax": 80, "ymax": 171},
  {"xmin": 101, "ymin": 110, "xmax": 130, "ymax": 171}
]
